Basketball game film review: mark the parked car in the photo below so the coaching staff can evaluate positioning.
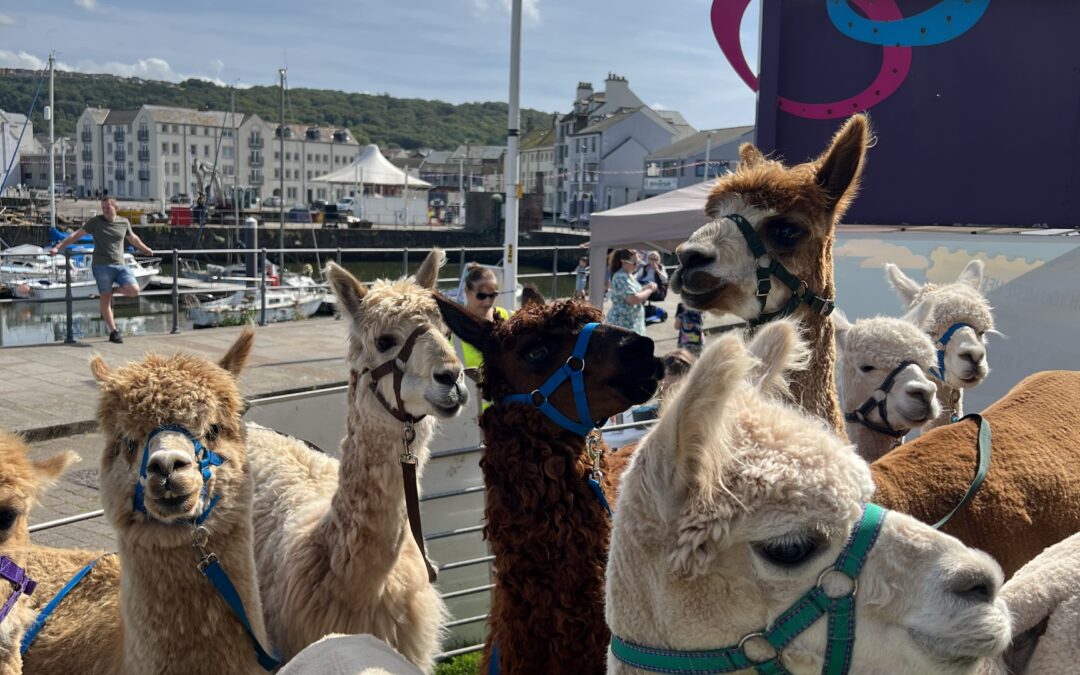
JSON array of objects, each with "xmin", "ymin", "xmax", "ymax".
[
  {"xmin": 336, "ymin": 196, "xmax": 356, "ymax": 213},
  {"xmin": 169, "ymin": 193, "xmax": 191, "ymax": 204},
  {"xmin": 309, "ymin": 199, "xmax": 329, "ymax": 212},
  {"xmin": 263, "ymin": 196, "xmax": 283, "ymax": 208}
]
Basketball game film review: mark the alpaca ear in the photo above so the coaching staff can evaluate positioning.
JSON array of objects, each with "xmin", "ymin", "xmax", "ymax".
[
  {"xmin": 814, "ymin": 113, "xmax": 871, "ymax": 215},
  {"xmin": 89, "ymin": 355, "xmax": 111, "ymax": 383},
  {"xmin": 831, "ymin": 310, "xmax": 853, "ymax": 352},
  {"xmin": 884, "ymin": 263, "xmax": 922, "ymax": 306},
  {"xmin": 413, "ymin": 247, "xmax": 445, "ymax": 290},
  {"xmin": 325, "ymin": 262, "xmax": 368, "ymax": 320},
  {"xmin": 32, "ymin": 450, "xmax": 80, "ymax": 492},
  {"xmin": 434, "ymin": 293, "xmax": 495, "ymax": 354},
  {"xmin": 520, "ymin": 285, "xmax": 545, "ymax": 307},
  {"xmin": 652, "ymin": 334, "xmax": 749, "ymax": 497},
  {"xmin": 738, "ymin": 143, "xmax": 765, "ymax": 169},
  {"xmin": 957, "ymin": 259, "xmax": 985, "ymax": 292},
  {"xmin": 746, "ymin": 320, "xmax": 810, "ymax": 398},
  {"xmin": 219, "ymin": 327, "xmax": 255, "ymax": 377},
  {"xmin": 903, "ymin": 300, "xmax": 935, "ymax": 329}
]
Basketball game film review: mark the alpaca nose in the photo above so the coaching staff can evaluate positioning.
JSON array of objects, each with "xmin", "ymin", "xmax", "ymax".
[
  {"xmin": 960, "ymin": 347, "xmax": 985, "ymax": 367},
  {"xmin": 948, "ymin": 568, "xmax": 999, "ymax": 605},
  {"xmin": 905, "ymin": 383, "xmax": 933, "ymax": 406},
  {"xmin": 147, "ymin": 452, "xmax": 191, "ymax": 479},
  {"xmin": 433, "ymin": 367, "xmax": 461, "ymax": 387},
  {"xmin": 676, "ymin": 245, "xmax": 715, "ymax": 272}
]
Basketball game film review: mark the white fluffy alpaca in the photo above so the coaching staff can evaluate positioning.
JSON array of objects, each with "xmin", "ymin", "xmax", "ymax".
[
  {"xmin": 832, "ymin": 308, "xmax": 941, "ymax": 461},
  {"xmin": 607, "ymin": 322, "xmax": 1011, "ymax": 674}
]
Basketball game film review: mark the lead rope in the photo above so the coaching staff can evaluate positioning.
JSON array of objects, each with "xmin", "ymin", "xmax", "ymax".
[
  {"xmin": 585, "ymin": 431, "xmax": 613, "ymax": 517},
  {"xmin": 402, "ymin": 422, "xmax": 438, "ymax": 583}
]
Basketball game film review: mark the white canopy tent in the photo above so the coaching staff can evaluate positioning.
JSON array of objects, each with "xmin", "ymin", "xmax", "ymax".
[
  {"xmin": 586, "ymin": 178, "xmax": 719, "ymax": 307},
  {"xmin": 312, "ymin": 143, "xmax": 432, "ymax": 188}
]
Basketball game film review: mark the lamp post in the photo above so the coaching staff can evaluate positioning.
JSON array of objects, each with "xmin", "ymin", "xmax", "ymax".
[{"xmin": 501, "ymin": 0, "xmax": 522, "ymax": 312}]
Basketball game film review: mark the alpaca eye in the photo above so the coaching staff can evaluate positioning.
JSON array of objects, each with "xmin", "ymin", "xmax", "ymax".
[
  {"xmin": 859, "ymin": 365, "xmax": 875, "ymax": 373},
  {"xmin": 525, "ymin": 345, "xmax": 549, "ymax": 363},
  {"xmin": 123, "ymin": 437, "xmax": 138, "ymax": 455},
  {"xmin": 766, "ymin": 219, "xmax": 805, "ymax": 252},
  {"xmin": 755, "ymin": 535, "xmax": 820, "ymax": 568},
  {"xmin": 205, "ymin": 425, "xmax": 220, "ymax": 443},
  {"xmin": 0, "ymin": 509, "xmax": 17, "ymax": 530},
  {"xmin": 376, "ymin": 335, "xmax": 397, "ymax": 352}
]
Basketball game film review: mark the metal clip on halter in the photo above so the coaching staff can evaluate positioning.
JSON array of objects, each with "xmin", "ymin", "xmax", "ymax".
[{"xmin": 401, "ymin": 423, "xmax": 417, "ymax": 464}]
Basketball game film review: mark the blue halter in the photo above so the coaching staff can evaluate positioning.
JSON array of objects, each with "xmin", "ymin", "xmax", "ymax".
[
  {"xmin": 501, "ymin": 322, "xmax": 601, "ymax": 436},
  {"xmin": 929, "ymin": 322, "xmax": 974, "ymax": 382},
  {"xmin": 133, "ymin": 424, "xmax": 224, "ymax": 525}
]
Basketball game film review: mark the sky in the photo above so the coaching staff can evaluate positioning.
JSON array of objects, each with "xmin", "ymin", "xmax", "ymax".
[{"xmin": 0, "ymin": 0, "xmax": 760, "ymax": 131}]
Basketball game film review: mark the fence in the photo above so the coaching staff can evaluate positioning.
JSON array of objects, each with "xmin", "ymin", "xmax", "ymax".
[{"xmin": 27, "ymin": 380, "xmax": 657, "ymax": 661}]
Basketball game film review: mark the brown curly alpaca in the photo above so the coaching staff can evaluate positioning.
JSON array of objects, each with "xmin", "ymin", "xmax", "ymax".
[{"xmin": 436, "ymin": 291, "xmax": 662, "ymax": 675}]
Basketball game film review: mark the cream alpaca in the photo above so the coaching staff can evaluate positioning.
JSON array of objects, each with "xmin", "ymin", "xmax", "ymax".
[
  {"xmin": 885, "ymin": 261, "xmax": 994, "ymax": 429},
  {"xmin": 832, "ymin": 308, "xmax": 940, "ymax": 461},
  {"xmin": 247, "ymin": 249, "xmax": 464, "ymax": 671},
  {"xmin": 607, "ymin": 323, "xmax": 1011, "ymax": 674},
  {"xmin": 92, "ymin": 329, "xmax": 274, "ymax": 675}
]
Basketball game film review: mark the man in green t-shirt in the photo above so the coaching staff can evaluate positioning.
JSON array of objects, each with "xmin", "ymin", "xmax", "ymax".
[{"xmin": 50, "ymin": 197, "xmax": 154, "ymax": 344}]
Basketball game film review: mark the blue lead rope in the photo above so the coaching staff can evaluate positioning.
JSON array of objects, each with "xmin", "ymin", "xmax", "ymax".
[
  {"xmin": 21, "ymin": 558, "xmax": 99, "ymax": 654},
  {"xmin": 201, "ymin": 558, "xmax": 281, "ymax": 670},
  {"xmin": 587, "ymin": 476, "xmax": 613, "ymax": 517}
]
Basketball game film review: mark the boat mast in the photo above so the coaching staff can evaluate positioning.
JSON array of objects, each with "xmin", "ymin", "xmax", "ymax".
[
  {"xmin": 48, "ymin": 52, "xmax": 56, "ymax": 231},
  {"xmin": 501, "ymin": 0, "xmax": 522, "ymax": 312},
  {"xmin": 278, "ymin": 67, "xmax": 286, "ymax": 270}
]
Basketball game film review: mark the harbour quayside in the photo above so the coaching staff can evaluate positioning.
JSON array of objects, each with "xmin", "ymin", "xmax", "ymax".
[{"xmin": 8, "ymin": 252, "xmax": 158, "ymax": 301}]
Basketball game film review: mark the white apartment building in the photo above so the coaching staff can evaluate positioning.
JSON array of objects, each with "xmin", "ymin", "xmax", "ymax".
[
  {"xmin": 642, "ymin": 126, "xmax": 754, "ymax": 197},
  {"xmin": 0, "ymin": 110, "xmax": 33, "ymax": 194},
  {"xmin": 520, "ymin": 126, "xmax": 556, "ymax": 215},
  {"xmin": 75, "ymin": 105, "xmax": 360, "ymax": 204}
]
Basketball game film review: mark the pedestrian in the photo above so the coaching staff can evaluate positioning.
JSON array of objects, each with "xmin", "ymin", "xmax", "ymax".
[
  {"xmin": 50, "ymin": 197, "xmax": 153, "ymax": 344},
  {"xmin": 675, "ymin": 302, "xmax": 705, "ymax": 356},
  {"xmin": 194, "ymin": 193, "xmax": 207, "ymax": 227},
  {"xmin": 573, "ymin": 256, "xmax": 589, "ymax": 300},
  {"xmin": 636, "ymin": 250, "xmax": 668, "ymax": 301},
  {"xmin": 605, "ymin": 248, "xmax": 655, "ymax": 336},
  {"xmin": 452, "ymin": 263, "xmax": 512, "ymax": 417}
]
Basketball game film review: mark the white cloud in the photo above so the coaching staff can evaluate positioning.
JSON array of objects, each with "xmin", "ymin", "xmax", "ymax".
[
  {"xmin": 210, "ymin": 59, "xmax": 225, "ymax": 75},
  {"xmin": 470, "ymin": 0, "xmax": 540, "ymax": 24},
  {"xmin": 0, "ymin": 14, "xmax": 17, "ymax": 26},
  {"xmin": 73, "ymin": 0, "xmax": 98, "ymax": 10},
  {"xmin": 0, "ymin": 50, "xmax": 47, "ymax": 70}
]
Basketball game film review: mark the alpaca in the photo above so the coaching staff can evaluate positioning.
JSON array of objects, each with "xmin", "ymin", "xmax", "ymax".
[
  {"xmin": 245, "ymin": 248, "xmax": 466, "ymax": 671},
  {"xmin": 670, "ymin": 113, "xmax": 873, "ymax": 433},
  {"xmin": 667, "ymin": 113, "xmax": 1080, "ymax": 577},
  {"xmin": 608, "ymin": 323, "xmax": 1012, "ymax": 674},
  {"xmin": 0, "ymin": 433, "xmax": 105, "ymax": 675},
  {"xmin": 91, "ymin": 328, "xmax": 277, "ymax": 674},
  {"xmin": 435, "ymin": 287, "xmax": 663, "ymax": 675},
  {"xmin": 885, "ymin": 260, "xmax": 994, "ymax": 429},
  {"xmin": 832, "ymin": 308, "xmax": 941, "ymax": 461}
]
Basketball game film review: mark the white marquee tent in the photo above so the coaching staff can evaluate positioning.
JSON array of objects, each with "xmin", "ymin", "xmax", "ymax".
[
  {"xmin": 312, "ymin": 143, "xmax": 432, "ymax": 188},
  {"xmin": 586, "ymin": 178, "xmax": 719, "ymax": 306}
]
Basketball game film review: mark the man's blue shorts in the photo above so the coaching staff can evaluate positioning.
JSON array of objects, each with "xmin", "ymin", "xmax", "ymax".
[{"xmin": 91, "ymin": 264, "xmax": 138, "ymax": 294}]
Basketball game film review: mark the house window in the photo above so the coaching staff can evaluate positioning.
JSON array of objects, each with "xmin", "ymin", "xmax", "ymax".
[
  {"xmin": 107, "ymin": 142, "xmax": 113, "ymax": 153},
  {"xmin": 165, "ymin": 164, "xmax": 170, "ymax": 176},
  {"xmin": 172, "ymin": 143, "xmax": 179, "ymax": 154},
  {"xmin": 591, "ymin": 137, "xmax": 596, "ymax": 152},
  {"xmin": 307, "ymin": 170, "xmax": 312, "ymax": 180},
  {"xmin": 190, "ymin": 145, "xmax": 197, "ymax": 157},
  {"xmin": 190, "ymin": 126, "xmax": 197, "ymax": 134},
  {"xmin": 274, "ymin": 169, "xmax": 280, "ymax": 178},
  {"xmin": 306, "ymin": 153, "xmax": 312, "ymax": 162},
  {"xmin": 173, "ymin": 162, "xmax": 179, "ymax": 174},
  {"xmin": 162, "ymin": 143, "xmax": 168, "ymax": 154},
  {"xmin": 204, "ymin": 145, "xmax": 210, "ymax": 156},
  {"xmin": 204, "ymin": 128, "xmax": 210, "ymax": 136},
  {"xmin": 161, "ymin": 124, "xmax": 167, "ymax": 132},
  {"xmin": 223, "ymin": 147, "xmax": 234, "ymax": 159}
]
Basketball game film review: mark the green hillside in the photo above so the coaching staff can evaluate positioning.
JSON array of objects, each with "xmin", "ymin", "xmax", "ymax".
[{"xmin": 0, "ymin": 70, "xmax": 555, "ymax": 150}]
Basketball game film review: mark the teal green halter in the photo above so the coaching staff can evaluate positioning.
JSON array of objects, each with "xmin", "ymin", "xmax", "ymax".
[{"xmin": 610, "ymin": 503, "xmax": 887, "ymax": 675}]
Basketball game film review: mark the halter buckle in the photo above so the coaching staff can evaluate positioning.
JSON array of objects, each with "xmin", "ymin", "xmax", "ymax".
[
  {"xmin": 737, "ymin": 632, "xmax": 779, "ymax": 665},
  {"xmin": 529, "ymin": 389, "xmax": 546, "ymax": 407},
  {"xmin": 566, "ymin": 355, "xmax": 585, "ymax": 373},
  {"xmin": 191, "ymin": 524, "xmax": 210, "ymax": 551},
  {"xmin": 817, "ymin": 568, "xmax": 858, "ymax": 599}
]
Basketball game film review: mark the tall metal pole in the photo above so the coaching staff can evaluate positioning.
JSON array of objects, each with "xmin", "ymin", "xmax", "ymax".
[
  {"xmin": 702, "ymin": 131, "xmax": 713, "ymax": 184},
  {"xmin": 278, "ymin": 67, "xmax": 286, "ymax": 270},
  {"xmin": 232, "ymin": 89, "xmax": 239, "ymax": 234},
  {"xmin": 501, "ymin": 0, "xmax": 522, "ymax": 313},
  {"xmin": 48, "ymin": 53, "xmax": 56, "ymax": 230}
]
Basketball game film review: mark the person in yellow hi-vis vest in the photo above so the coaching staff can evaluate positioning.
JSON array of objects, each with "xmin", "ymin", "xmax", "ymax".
[{"xmin": 453, "ymin": 263, "xmax": 512, "ymax": 418}]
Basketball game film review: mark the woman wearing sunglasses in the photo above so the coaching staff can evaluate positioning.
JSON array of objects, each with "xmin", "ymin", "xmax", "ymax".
[{"xmin": 454, "ymin": 263, "xmax": 513, "ymax": 414}]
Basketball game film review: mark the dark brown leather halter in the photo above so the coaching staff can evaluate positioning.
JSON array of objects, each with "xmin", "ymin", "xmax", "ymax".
[{"xmin": 358, "ymin": 325, "xmax": 439, "ymax": 582}]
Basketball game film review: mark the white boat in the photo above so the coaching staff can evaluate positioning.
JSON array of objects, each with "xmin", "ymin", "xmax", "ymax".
[
  {"xmin": 12, "ymin": 254, "xmax": 159, "ymax": 301},
  {"xmin": 0, "ymin": 244, "xmax": 79, "ymax": 284},
  {"xmin": 187, "ymin": 286, "xmax": 325, "ymax": 328}
]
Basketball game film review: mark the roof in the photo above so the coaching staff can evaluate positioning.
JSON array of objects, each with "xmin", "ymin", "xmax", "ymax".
[
  {"xmin": 645, "ymin": 126, "xmax": 755, "ymax": 161},
  {"xmin": 312, "ymin": 143, "xmax": 432, "ymax": 187},
  {"xmin": 450, "ymin": 145, "xmax": 506, "ymax": 161},
  {"xmin": 82, "ymin": 108, "xmax": 110, "ymax": 125},
  {"xmin": 576, "ymin": 108, "xmax": 641, "ymax": 135},
  {"xmin": 424, "ymin": 150, "xmax": 455, "ymax": 164},
  {"xmin": 103, "ymin": 109, "xmax": 140, "ymax": 125},
  {"xmin": 520, "ymin": 128, "xmax": 555, "ymax": 150}
]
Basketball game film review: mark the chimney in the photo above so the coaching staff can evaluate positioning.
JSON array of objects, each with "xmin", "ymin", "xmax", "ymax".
[
  {"xmin": 604, "ymin": 73, "xmax": 631, "ymax": 109},
  {"xmin": 576, "ymin": 81, "xmax": 593, "ymax": 102}
]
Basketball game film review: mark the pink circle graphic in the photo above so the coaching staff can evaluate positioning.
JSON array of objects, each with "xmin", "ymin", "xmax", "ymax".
[{"xmin": 711, "ymin": 0, "xmax": 913, "ymax": 120}]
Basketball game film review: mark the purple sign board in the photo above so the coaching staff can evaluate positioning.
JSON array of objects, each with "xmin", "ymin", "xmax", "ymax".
[{"xmin": 714, "ymin": 1, "xmax": 1080, "ymax": 227}]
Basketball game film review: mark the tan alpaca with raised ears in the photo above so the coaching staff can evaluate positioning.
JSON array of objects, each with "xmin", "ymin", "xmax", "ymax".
[
  {"xmin": 607, "ymin": 322, "xmax": 1012, "ymax": 674},
  {"xmin": 246, "ymin": 248, "xmax": 465, "ymax": 671},
  {"xmin": 91, "ymin": 328, "xmax": 273, "ymax": 675},
  {"xmin": 885, "ymin": 260, "xmax": 994, "ymax": 429},
  {"xmin": 832, "ymin": 308, "xmax": 940, "ymax": 461},
  {"xmin": 671, "ymin": 114, "xmax": 873, "ymax": 433}
]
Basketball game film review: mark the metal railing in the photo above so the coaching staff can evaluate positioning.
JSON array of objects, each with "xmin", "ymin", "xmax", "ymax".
[{"xmin": 25, "ymin": 377, "xmax": 657, "ymax": 662}]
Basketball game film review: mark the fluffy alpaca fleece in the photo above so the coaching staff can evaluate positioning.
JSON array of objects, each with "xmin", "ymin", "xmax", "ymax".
[
  {"xmin": 872, "ymin": 370, "xmax": 1080, "ymax": 579},
  {"xmin": 434, "ymin": 292, "xmax": 662, "ymax": 675},
  {"xmin": 885, "ymin": 261, "xmax": 994, "ymax": 429},
  {"xmin": 608, "ymin": 324, "xmax": 1011, "ymax": 674},
  {"xmin": 0, "ymin": 432, "xmax": 123, "ymax": 675},
  {"xmin": 977, "ymin": 532, "xmax": 1080, "ymax": 675},
  {"xmin": 92, "ymin": 329, "xmax": 274, "ymax": 675},
  {"xmin": 833, "ymin": 310, "xmax": 940, "ymax": 461},
  {"xmin": 247, "ymin": 252, "xmax": 462, "ymax": 672},
  {"xmin": 671, "ymin": 115, "xmax": 875, "ymax": 434}
]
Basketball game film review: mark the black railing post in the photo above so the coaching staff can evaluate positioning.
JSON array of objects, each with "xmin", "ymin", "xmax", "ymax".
[
  {"xmin": 259, "ymin": 248, "xmax": 268, "ymax": 326},
  {"xmin": 402, "ymin": 247, "xmax": 409, "ymax": 278},
  {"xmin": 336, "ymin": 247, "xmax": 342, "ymax": 267},
  {"xmin": 171, "ymin": 249, "xmax": 180, "ymax": 334},
  {"xmin": 551, "ymin": 245, "xmax": 559, "ymax": 299},
  {"xmin": 64, "ymin": 250, "xmax": 75, "ymax": 344}
]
